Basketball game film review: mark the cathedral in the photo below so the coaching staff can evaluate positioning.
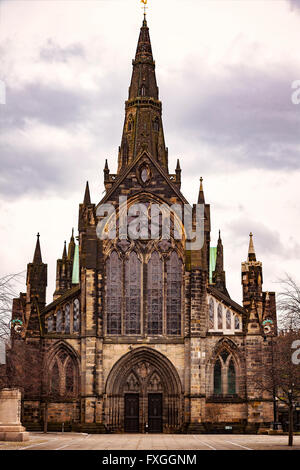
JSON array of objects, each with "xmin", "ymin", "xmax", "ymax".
[{"xmin": 7, "ymin": 16, "xmax": 277, "ymax": 433}]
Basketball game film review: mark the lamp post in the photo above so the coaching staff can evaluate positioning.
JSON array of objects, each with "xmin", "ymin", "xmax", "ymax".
[{"xmin": 288, "ymin": 386, "xmax": 294, "ymax": 447}]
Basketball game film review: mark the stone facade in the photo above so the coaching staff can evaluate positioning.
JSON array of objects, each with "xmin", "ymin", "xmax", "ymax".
[{"xmin": 5, "ymin": 17, "xmax": 277, "ymax": 434}]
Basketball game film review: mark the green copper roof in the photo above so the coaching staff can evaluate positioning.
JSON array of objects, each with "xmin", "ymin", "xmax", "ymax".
[
  {"xmin": 72, "ymin": 245, "xmax": 79, "ymax": 284},
  {"xmin": 209, "ymin": 247, "xmax": 217, "ymax": 283}
]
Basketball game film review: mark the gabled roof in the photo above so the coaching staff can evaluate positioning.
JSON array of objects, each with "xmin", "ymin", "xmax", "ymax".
[
  {"xmin": 42, "ymin": 285, "xmax": 80, "ymax": 316},
  {"xmin": 208, "ymin": 285, "xmax": 244, "ymax": 315},
  {"xmin": 97, "ymin": 149, "xmax": 190, "ymax": 208}
]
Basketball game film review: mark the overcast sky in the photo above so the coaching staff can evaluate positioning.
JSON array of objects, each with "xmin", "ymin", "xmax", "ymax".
[{"xmin": 0, "ymin": 0, "xmax": 300, "ymax": 305}]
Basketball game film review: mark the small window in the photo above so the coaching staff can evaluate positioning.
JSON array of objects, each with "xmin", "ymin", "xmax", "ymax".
[
  {"xmin": 235, "ymin": 315, "xmax": 241, "ymax": 330},
  {"xmin": 127, "ymin": 115, "xmax": 133, "ymax": 131},
  {"xmin": 153, "ymin": 117, "xmax": 160, "ymax": 131},
  {"xmin": 226, "ymin": 310, "xmax": 231, "ymax": 329},
  {"xmin": 56, "ymin": 310, "xmax": 62, "ymax": 333},
  {"xmin": 141, "ymin": 85, "xmax": 146, "ymax": 96},
  {"xmin": 47, "ymin": 315, "xmax": 54, "ymax": 333},
  {"xmin": 217, "ymin": 304, "xmax": 223, "ymax": 329},
  {"xmin": 209, "ymin": 298, "xmax": 214, "ymax": 329},
  {"xmin": 73, "ymin": 299, "xmax": 80, "ymax": 333},
  {"xmin": 65, "ymin": 304, "xmax": 70, "ymax": 334}
]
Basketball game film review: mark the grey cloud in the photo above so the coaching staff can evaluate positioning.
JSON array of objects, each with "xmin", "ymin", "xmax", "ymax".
[
  {"xmin": 286, "ymin": 0, "xmax": 300, "ymax": 11},
  {"xmin": 225, "ymin": 217, "xmax": 300, "ymax": 260},
  {"xmin": 162, "ymin": 64, "xmax": 300, "ymax": 174},
  {"xmin": 40, "ymin": 39, "xmax": 85, "ymax": 63}
]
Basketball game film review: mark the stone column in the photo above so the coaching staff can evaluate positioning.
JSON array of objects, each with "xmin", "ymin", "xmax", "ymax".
[{"xmin": 0, "ymin": 389, "xmax": 29, "ymax": 441}]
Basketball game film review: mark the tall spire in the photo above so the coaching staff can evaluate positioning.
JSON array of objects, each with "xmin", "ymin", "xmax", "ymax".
[
  {"xmin": 212, "ymin": 230, "xmax": 229, "ymax": 296},
  {"xmin": 67, "ymin": 228, "xmax": 75, "ymax": 261},
  {"xmin": 62, "ymin": 240, "xmax": 67, "ymax": 259},
  {"xmin": 83, "ymin": 181, "xmax": 91, "ymax": 205},
  {"xmin": 118, "ymin": 17, "xmax": 168, "ymax": 172},
  {"xmin": 248, "ymin": 232, "xmax": 256, "ymax": 262},
  {"xmin": 198, "ymin": 177, "xmax": 205, "ymax": 204},
  {"xmin": 33, "ymin": 232, "xmax": 42, "ymax": 264}
]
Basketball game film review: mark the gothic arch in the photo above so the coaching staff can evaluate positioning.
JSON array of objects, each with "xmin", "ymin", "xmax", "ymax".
[
  {"xmin": 44, "ymin": 341, "xmax": 80, "ymax": 398},
  {"xmin": 104, "ymin": 347, "xmax": 183, "ymax": 432},
  {"xmin": 207, "ymin": 338, "xmax": 242, "ymax": 397}
]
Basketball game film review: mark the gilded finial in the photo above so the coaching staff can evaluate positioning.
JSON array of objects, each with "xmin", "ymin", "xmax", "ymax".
[{"xmin": 141, "ymin": 0, "xmax": 148, "ymax": 18}]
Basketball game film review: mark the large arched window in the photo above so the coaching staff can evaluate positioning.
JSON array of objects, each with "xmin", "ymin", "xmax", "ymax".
[
  {"xmin": 213, "ymin": 351, "xmax": 237, "ymax": 396},
  {"xmin": 209, "ymin": 298, "xmax": 214, "ymax": 329},
  {"xmin": 166, "ymin": 252, "xmax": 182, "ymax": 335},
  {"xmin": 106, "ymin": 252, "xmax": 122, "ymax": 335},
  {"xmin": 125, "ymin": 252, "xmax": 141, "ymax": 334},
  {"xmin": 147, "ymin": 252, "xmax": 163, "ymax": 335},
  {"xmin": 49, "ymin": 350, "xmax": 78, "ymax": 398}
]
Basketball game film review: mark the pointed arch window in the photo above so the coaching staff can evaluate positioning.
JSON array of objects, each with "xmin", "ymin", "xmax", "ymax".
[
  {"xmin": 166, "ymin": 252, "xmax": 182, "ymax": 335},
  {"xmin": 125, "ymin": 252, "xmax": 141, "ymax": 334},
  {"xmin": 226, "ymin": 309, "xmax": 231, "ymax": 330},
  {"xmin": 141, "ymin": 85, "xmax": 146, "ymax": 97},
  {"xmin": 65, "ymin": 304, "xmax": 70, "ymax": 334},
  {"xmin": 153, "ymin": 117, "xmax": 160, "ymax": 132},
  {"xmin": 209, "ymin": 298, "xmax": 214, "ymax": 329},
  {"xmin": 47, "ymin": 315, "xmax": 54, "ymax": 333},
  {"xmin": 235, "ymin": 315, "xmax": 241, "ymax": 330},
  {"xmin": 217, "ymin": 304, "xmax": 223, "ymax": 330},
  {"xmin": 56, "ymin": 310, "xmax": 62, "ymax": 333},
  {"xmin": 65, "ymin": 358, "xmax": 75, "ymax": 395},
  {"xmin": 213, "ymin": 360, "xmax": 222, "ymax": 395},
  {"xmin": 228, "ymin": 359, "xmax": 236, "ymax": 394},
  {"xmin": 127, "ymin": 115, "xmax": 134, "ymax": 132},
  {"xmin": 73, "ymin": 299, "xmax": 80, "ymax": 333},
  {"xmin": 106, "ymin": 252, "xmax": 122, "ymax": 335},
  {"xmin": 213, "ymin": 351, "xmax": 237, "ymax": 396},
  {"xmin": 147, "ymin": 252, "xmax": 163, "ymax": 334},
  {"xmin": 51, "ymin": 361, "xmax": 60, "ymax": 396}
]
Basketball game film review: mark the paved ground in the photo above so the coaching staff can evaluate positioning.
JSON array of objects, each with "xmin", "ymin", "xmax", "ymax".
[{"xmin": 0, "ymin": 433, "xmax": 300, "ymax": 450}]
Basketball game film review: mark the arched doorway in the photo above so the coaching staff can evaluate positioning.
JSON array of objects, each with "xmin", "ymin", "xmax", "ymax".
[{"xmin": 104, "ymin": 347, "xmax": 183, "ymax": 433}]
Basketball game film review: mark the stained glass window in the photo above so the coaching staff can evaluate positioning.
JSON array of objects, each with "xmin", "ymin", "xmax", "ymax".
[
  {"xmin": 228, "ymin": 359, "xmax": 236, "ymax": 394},
  {"xmin": 166, "ymin": 252, "xmax": 182, "ymax": 335},
  {"xmin": 235, "ymin": 315, "xmax": 241, "ymax": 330},
  {"xmin": 226, "ymin": 310, "xmax": 231, "ymax": 329},
  {"xmin": 47, "ymin": 315, "xmax": 54, "ymax": 333},
  {"xmin": 73, "ymin": 299, "xmax": 80, "ymax": 333},
  {"xmin": 65, "ymin": 304, "xmax": 70, "ymax": 334},
  {"xmin": 56, "ymin": 310, "xmax": 62, "ymax": 333},
  {"xmin": 147, "ymin": 252, "xmax": 163, "ymax": 334},
  {"xmin": 106, "ymin": 252, "xmax": 122, "ymax": 335},
  {"xmin": 125, "ymin": 252, "xmax": 141, "ymax": 334},
  {"xmin": 51, "ymin": 361, "xmax": 60, "ymax": 396},
  {"xmin": 214, "ymin": 360, "xmax": 222, "ymax": 395},
  {"xmin": 209, "ymin": 298, "xmax": 214, "ymax": 329},
  {"xmin": 217, "ymin": 304, "xmax": 223, "ymax": 329},
  {"xmin": 65, "ymin": 359, "xmax": 75, "ymax": 395}
]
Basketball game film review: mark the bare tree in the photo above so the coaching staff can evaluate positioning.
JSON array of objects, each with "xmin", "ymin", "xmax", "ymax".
[
  {"xmin": 277, "ymin": 274, "xmax": 300, "ymax": 331},
  {"xmin": 0, "ymin": 272, "xmax": 25, "ymax": 341},
  {"xmin": 255, "ymin": 331, "xmax": 300, "ymax": 446}
]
